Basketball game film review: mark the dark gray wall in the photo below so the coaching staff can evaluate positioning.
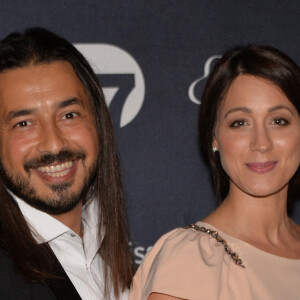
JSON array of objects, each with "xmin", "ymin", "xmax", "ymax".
[{"xmin": 0, "ymin": 1, "xmax": 299, "ymax": 264}]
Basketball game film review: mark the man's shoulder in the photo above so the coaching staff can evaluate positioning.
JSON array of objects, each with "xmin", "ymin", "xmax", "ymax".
[
  {"xmin": 0, "ymin": 247, "xmax": 56, "ymax": 299},
  {"xmin": 0, "ymin": 246, "xmax": 20, "ymax": 279}
]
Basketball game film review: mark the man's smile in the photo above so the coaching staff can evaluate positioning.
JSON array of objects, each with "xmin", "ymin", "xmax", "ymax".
[
  {"xmin": 36, "ymin": 161, "xmax": 75, "ymax": 178},
  {"xmin": 34, "ymin": 160, "xmax": 77, "ymax": 181}
]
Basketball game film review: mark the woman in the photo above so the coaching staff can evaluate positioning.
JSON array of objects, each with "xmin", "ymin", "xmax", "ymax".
[{"xmin": 130, "ymin": 45, "xmax": 300, "ymax": 300}]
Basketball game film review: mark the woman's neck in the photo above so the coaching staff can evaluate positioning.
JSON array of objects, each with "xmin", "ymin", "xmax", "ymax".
[{"xmin": 203, "ymin": 184, "xmax": 300, "ymax": 258}]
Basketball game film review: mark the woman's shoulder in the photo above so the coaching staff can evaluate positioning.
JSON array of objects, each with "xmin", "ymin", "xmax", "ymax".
[
  {"xmin": 144, "ymin": 223, "xmax": 225, "ymax": 261},
  {"xmin": 144, "ymin": 222, "xmax": 239, "ymax": 268},
  {"xmin": 130, "ymin": 223, "xmax": 239, "ymax": 300}
]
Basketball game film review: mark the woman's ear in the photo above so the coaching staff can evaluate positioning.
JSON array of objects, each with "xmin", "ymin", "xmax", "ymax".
[{"xmin": 212, "ymin": 136, "xmax": 219, "ymax": 153}]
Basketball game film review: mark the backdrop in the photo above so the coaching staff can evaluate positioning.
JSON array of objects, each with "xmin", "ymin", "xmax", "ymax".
[{"xmin": 1, "ymin": 1, "xmax": 299, "ymax": 264}]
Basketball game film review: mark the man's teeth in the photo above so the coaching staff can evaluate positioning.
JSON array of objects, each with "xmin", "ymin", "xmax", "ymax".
[{"xmin": 37, "ymin": 161, "xmax": 74, "ymax": 177}]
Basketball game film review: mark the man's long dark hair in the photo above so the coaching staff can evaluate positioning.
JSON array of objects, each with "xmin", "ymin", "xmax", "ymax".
[{"xmin": 0, "ymin": 27, "xmax": 134, "ymax": 298}]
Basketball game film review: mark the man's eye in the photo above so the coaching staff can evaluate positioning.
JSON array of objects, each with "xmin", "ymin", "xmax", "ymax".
[
  {"xmin": 63, "ymin": 112, "xmax": 78, "ymax": 119},
  {"xmin": 272, "ymin": 118, "xmax": 289, "ymax": 126},
  {"xmin": 230, "ymin": 120, "xmax": 247, "ymax": 128},
  {"xmin": 15, "ymin": 120, "xmax": 30, "ymax": 127}
]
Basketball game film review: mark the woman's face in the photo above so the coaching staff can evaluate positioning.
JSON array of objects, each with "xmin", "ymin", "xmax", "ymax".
[{"xmin": 213, "ymin": 75, "xmax": 300, "ymax": 198}]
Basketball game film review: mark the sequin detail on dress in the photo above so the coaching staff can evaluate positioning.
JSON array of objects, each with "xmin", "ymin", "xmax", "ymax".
[{"xmin": 185, "ymin": 224, "xmax": 245, "ymax": 268}]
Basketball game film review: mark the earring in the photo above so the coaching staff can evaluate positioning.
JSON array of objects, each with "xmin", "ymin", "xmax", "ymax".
[{"xmin": 212, "ymin": 147, "xmax": 218, "ymax": 153}]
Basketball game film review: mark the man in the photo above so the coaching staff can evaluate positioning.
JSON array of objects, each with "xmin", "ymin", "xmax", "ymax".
[{"xmin": 0, "ymin": 28, "xmax": 134, "ymax": 299}]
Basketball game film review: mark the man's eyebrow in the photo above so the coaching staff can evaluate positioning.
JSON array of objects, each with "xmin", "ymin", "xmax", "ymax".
[
  {"xmin": 57, "ymin": 98, "xmax": 83, "ymax": 108},
  {"xmin": 6, "ymin": 108, "xmax": 37, "ymax": 123},
  {"xmin": 5, "ymin": 98, "xmax": 84, "ymax": 123},
  {"xmin": 224, "ymin": 107, "xmax": 251, "ymax": 118}
]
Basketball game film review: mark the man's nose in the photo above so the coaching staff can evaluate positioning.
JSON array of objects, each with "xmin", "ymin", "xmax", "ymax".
[
  {"xmin": 37, "ymin": 122, "xmax": 67, "ymax": 154},
  {"xmin": 250, "ymin": 125, "xmax": 273, "ymax": 153}
]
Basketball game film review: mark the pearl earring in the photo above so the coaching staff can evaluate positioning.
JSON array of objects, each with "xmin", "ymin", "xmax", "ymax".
[{"xmin": 212, "ymin": 147, "xmax": 218, "ymax": 153}]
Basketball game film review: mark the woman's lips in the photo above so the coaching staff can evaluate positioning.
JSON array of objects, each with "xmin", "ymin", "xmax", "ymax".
[{"xmin": 245, "ymin": 161, "xmax": 277, "ymax": 173}]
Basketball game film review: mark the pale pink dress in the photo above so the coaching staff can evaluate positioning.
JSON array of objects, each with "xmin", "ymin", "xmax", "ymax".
[{"xmin": 130, "ymin": 222, "xmax": 300, "ymax": 300}]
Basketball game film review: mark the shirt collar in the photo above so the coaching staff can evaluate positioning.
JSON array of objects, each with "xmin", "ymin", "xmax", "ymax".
[{"xmin": 12, "ymin": 193, "xmax": 101, "ymax": 245}]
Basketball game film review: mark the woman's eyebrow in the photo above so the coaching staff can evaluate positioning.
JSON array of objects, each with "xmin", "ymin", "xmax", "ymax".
[
  {"xmin": 224, "ymin": 105, "xmax": 295, "ymax": 119},
  {"xmin": 268, "ymin": 105, "xmax": 294, "ymax": 114},
  {"xmin": 224, "ymin": 107, "xmax": 251, "ymax": 118}
]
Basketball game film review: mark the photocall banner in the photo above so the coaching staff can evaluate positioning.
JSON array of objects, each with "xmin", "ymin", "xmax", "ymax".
[{"xmin": 0, "ymin": 1, "xmax": 299, "ymax": 264}]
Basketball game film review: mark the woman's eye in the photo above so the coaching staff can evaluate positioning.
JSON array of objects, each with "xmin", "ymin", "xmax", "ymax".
[
  {"xmin": 230, "ymin": 120, "xmax": 247, "ymax": 128},
  {"xmin": 63, "ymin": 112, "xmax": 78, "ymax": 119},
  {"xmin": 272, "ymin": 118, "xmax": 289, "ymax": 126}
]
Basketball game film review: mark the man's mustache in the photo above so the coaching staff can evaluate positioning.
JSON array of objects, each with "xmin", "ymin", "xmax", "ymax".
[{"xmin": 24, "ymin": 149, "xmax": 86, "ymax": 173}]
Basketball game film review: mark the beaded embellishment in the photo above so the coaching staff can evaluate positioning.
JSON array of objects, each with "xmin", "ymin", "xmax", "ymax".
[{"xmin": 185, "ymin": 224, "xmax": 245, "ymax": 268}]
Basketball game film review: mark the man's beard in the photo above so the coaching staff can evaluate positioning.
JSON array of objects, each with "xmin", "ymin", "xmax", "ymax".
[{"xmin": 0, "ymin": 149, "xmax": 97, "ymax": 215}]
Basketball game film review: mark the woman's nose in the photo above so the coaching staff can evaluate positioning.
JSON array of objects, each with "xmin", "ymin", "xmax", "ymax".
[{"xmin": 250, "ymin": 125, "xmax": 273, "ymax": 153}]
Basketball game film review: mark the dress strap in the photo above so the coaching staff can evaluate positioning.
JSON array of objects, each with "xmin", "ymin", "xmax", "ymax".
[{"xmin": 185, "ymin": 224, "xmax": 245, "ymax": 268}]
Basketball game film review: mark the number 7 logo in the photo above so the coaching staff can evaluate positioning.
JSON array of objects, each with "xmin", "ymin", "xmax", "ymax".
[{"xmin": 75, "ymin": 44, "xmax": 145, "ymax": 127}]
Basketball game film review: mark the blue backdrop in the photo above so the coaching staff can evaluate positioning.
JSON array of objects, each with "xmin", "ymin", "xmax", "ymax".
[{"xmin": 0, "ymin": 0, "xmax": 299, "ymax": 264}]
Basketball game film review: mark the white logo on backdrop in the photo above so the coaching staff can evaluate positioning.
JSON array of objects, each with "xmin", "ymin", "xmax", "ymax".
[
  {"xmin": 75, "ymin": 44, "xmax": 145, "ymax": 127},
  {"xmin": 128, "ymin": 241, "xmax": 153, "ymax": 265},
  {"xmin": 188, "ymin": 55, "xmax": 221, "ymax": 104}
]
